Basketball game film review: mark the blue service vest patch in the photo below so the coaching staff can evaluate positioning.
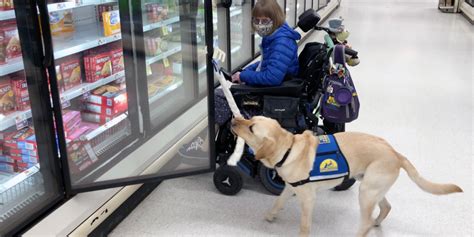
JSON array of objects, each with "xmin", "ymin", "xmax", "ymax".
[{"xmin": 309, "ymin": 135, "xmax": 349, "ymax": 182}]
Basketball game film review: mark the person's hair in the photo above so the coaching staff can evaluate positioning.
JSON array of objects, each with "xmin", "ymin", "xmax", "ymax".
[{"xmin": 252, "ymin": 0, "xmax": 286, "ymax": 33}]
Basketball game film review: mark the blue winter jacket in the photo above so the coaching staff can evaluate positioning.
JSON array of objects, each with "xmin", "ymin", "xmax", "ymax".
[{"xmin": 240, "ymin": 23, "xmax": 301, "ymax": 86}]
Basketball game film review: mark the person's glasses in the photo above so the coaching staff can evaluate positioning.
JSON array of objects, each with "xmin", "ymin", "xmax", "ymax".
[{"xmin": 252, "ymin": 18, "xmax": 272, "ymax": 25}]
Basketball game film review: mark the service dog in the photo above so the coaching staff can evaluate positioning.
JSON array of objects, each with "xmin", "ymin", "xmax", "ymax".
[{"xmin": 231, "ymin": 116, "xmax": 462, "ymax": 237}]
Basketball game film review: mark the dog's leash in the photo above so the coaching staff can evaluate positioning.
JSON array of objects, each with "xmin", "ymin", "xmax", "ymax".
[{"xmin": 211, "ymin": 48, "xmax": 244, "ymax": 166}]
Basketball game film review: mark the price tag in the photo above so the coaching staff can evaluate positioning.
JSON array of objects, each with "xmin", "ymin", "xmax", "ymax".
[
  {"xmin": 15, "ymin": 113, "xmax": 29, "ymax": 130},
  {"xmin": 163, "ymin": 57, "xmax": 170, "ymax": 68},
  {"xmin": 162, "ymin": 27, "xmax": 169, "ymax": 36}
]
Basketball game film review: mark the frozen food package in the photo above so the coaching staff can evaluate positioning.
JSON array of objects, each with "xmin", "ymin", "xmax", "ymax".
[
  {"xmin": 0, "ymin": 25, "xmax": 22, "ymax": 64},
  {"xmin": 82, "ymin": 112, "xmax": 116, "ymax": 125},
  {"xmin": 0, "ymin": 162, "xmax": 15, "ymax": 173},
  {"xmin": 59, "ymin": 55, "xmax": 82, "ymax": 90},
  {"xmin": 0, "ymin": 77, "xmax": 15, "ymax": 113},
  {"xmin": 111, "ymin": 47, "xmax": 124, "ymax": 74},
  {"xmin": 85, "ymin": 51, "xmax": 112, "ymax": 82},
  {"xmin": 103, "ymin": 10, "xmax": 121, "ymax": 36},
  {"xmin": 49, "ymin": 10, "xmax": 75, "ymax": 38}
]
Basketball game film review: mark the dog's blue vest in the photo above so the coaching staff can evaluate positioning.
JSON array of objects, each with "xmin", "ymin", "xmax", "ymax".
[{"xmin": 286, "ymin": 134, "xmax": 350, "ymax": 187}]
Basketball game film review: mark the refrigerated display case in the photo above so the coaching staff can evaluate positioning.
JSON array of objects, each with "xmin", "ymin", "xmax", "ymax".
[
  {"xmin": 297, "ymin": 0, "xmax": 305, "ymax": 21},
  {"xmin": 0, "ymin": 1, "xmax": 63, "ymax": 235}
]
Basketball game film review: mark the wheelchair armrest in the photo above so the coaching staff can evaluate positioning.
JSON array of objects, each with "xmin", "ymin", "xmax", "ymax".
[{"xmin": 230, "ymin": 79, "xmax": 304, "ymax": 97}]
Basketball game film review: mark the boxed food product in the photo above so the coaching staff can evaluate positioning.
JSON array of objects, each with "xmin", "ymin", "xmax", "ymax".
[
  {"xmin": 65, "ymin": 122, "xmax": 97, "ymax": 142},
  {"xmin": 4, "ymin": 147, "xmax": 38, "ymax": 157},
  {"xmin": 87, "ymin": 89, "xmax": 127, "ymax": 108},
  {"xmin": 13, "ymin": 88, "xmax": 29, "ymax": 111},
  {"xmin": 0, "ymin": 162, "xmax": 15, "ymax": 173},
  {"xmin": 84, "ymin": 101, "xmax": 127, "ymax": 116},
  {"xmin": 16, "ymin": 161, "xmax": 36, "ymax": 172},
  {"xmin": 84, "ymin": 51, "xmax": 112, "ymax": 82},
  {"xmin": 97, "ymin": 4, "xmax": 115, "ymax": 22},
  {"xmin": 82, "ymin": 112, "xmax": 116, "ymax": 125},
  {"xmin": 0, "ymin": 77, "xmax": 14, "ymax": 113},
  {"xmin": 0, "ymin": 25, "xmax": 22, "ymax": 64},
  {"xmin": 49, "ymin": 10, "xmax": 75, "ymax": 38},
  {"xmin": 0, "ymin": 155, "xmax": 15, "ymax": 163},
  {"xmin": 145, "ymin": 3, "xmax": 169, "ymax": 23},
  {"xmin": 0, "ymin": 0, "xmax": 14, "ymax": 10},
  {"xmin": 59, "ymin": 56, "xmax": 82, "ymax": 90},
  {"xmin": 102, "ymin": 10, "xmax": 121, "ymax": 36},
  {"xmin": 111, "ymin": 47, "xmax": 124, "ymax": 74},
  {"xmin": 8, "ymin": 152, "xmax": 38, "ymax": 163},
  {"xmin": 3, "ymin": 127, "xmax": 36, "ymax": 150}
]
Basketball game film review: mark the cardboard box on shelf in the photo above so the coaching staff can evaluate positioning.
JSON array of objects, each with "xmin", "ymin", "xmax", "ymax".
[
  {"xmin": 0, "ymin": 161, "xmax": 15, "ymax": 173},
  {"xmin": 0, "ymin": 77, "xmax": 15, "ymax": 113},
  {"xmin": 102, "ymin": 10, "xmax": 121, "ymax": 36},
  {"xmin": 0, "ymin": 24, "xmax": 21, "ymax": 64},
  {"xmin": 82, "ymin": 112, "xmax": 116, "ymax": 125},
  {"xmin": 49, "ymin": 10, "xmax": 75, "ymax": 38},
  {"xmin": 3, "ymin": 128, "xmax": 37, "ymax": 150},
  {"xmin": 111, "ymin": 47, "xmax": 124, "ymax": 74},
  {"xmin": 84, "ymin": 51, "xmax": 112, "ymax": 82},
  {"xmin": 59, "ymin": 56, "xmax": 82, "ymax": 91}
]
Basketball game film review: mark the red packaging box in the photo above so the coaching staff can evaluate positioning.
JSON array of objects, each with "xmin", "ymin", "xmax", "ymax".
[
  {"xmin": 3, "ymin": 128, "xmax": 37, "ymax": 150},
  {"xmin": 0, "ymin": 77, "xmax": 14, "ymax": 113},
  {"xmin": 66, "ymin": 122, "xmax": 97, "ymax": 142},
  {"xmin": 111, "ymin": 47, "xmax": 124, "ymax": 74},
  {"xmin": 85, "ymin": 51, "xmax": 112, "ymax": 82},
  {"xmin": 82, "ymin": 112, "xmax": 116, "ymax": 125},
  {"xmin": 59, "ymin": 56, "xmax": 82, "ymax": 90},
  {"xmin": 16, "ymin": 161, "xmax": 36, "ymax": 172},
  {"xmin": 8, "ymin": 152, "xmax": 38, "ymax": 163},
  {"xmin": 62, "ymin": 110, "xmax": 82, "ymax": 131},
  {"xmin": 14, "ymin": 88, "xmax": 29, "ymax": 111},
  {"xmin": 0, "ymin": 25, "xmax": 21, "ymax": 64},
  {"xmin": 86, "ymin": 90, "xmax": 127, "ymax": 108},
  {"xmin": 84, "ymin": 102, "xmax": 127, "ymax": 116}
]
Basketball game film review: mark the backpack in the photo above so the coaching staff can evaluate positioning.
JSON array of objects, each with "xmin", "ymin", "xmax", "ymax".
[
  {"xmin": 298, "ymin": 42, "xmax": 329, "ymax": 97},
  {"xmin": 320, "ymin": 44, "xmax": 360, "ymax": 123}
]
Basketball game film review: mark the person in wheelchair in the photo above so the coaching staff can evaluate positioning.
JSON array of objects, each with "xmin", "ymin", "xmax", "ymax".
[{"xmin": 179, "ymin": 0, "xmax": 301, "ymax": 158}]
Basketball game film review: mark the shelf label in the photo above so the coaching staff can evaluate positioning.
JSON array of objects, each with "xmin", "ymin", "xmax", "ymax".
[
  {"xmin": 162, "ymin": 27, "xmax": 169, "ymax": 36},
  {"xmin": 15, "ymin": 113, "xmax": 29, "ymax": 130},
  {"xmin": 163, "ymin": 57, "xmax": 170, "ymax": 68}
]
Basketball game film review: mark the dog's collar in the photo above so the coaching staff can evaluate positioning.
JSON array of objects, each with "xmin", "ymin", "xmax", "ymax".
[{"xmin": 275, "ymin": 137, "xmax": 294, "ymax": 168}]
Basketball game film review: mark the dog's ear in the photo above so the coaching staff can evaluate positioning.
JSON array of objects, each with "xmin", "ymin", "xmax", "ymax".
[{"xmin": 255, "ymin": 137, "xmax": 276, "ymax": 160}]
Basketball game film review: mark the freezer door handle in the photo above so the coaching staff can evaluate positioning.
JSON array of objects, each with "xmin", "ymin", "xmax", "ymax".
[{"xmin": 36, "ymin": 0, "xmax": 54, "ymax": 67}]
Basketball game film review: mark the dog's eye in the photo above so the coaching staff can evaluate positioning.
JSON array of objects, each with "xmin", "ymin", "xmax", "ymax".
[{"xmin": 249, "ymin": 125, "xmax": 254, "ymax": 133}]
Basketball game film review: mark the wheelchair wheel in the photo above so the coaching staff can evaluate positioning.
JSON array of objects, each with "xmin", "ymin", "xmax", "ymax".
[
  {"xmin": 213, "ymin": 165, "xmax": 243, "ymax": 195},
  {"xmin": 333, "ymin": 178, "xmax": 356, "ymax": 191},
  {"xmin": 258, "ymin": 164, "xmax": 285, "ymax": 195}
]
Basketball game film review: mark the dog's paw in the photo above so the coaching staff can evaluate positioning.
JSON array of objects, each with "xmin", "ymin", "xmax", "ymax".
[{"xmin": 265, "ymin": 212, "xmax": 275, "ymax": 222}]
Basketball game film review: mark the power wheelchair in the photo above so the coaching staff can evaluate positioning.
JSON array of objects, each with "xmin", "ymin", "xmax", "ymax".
[{"xmin": 213, "ymin": 9, "xmax": 358, "ymax": 195}]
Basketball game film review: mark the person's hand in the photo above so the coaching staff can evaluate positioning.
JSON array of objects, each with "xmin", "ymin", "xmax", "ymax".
[{"xmin": 231, "ymin": 72, "xmax": 241, "ymax": 83}]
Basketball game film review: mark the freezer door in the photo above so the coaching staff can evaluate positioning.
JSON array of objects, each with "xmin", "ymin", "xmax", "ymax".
[
  {"xmin": 0, "ymin": 0, "xmax": 64, "ymax": 235},
  {"xmin": 46, "ymin": 0, "xmax": 215, "ymax": 193},
  {"xmin": 229, "ymin": 1, "xmax": 252, "ymax": 70},
  {"xmin": 286, "ymin": 0, "xmax": 296, "ymax": 27},
  {"xmin": 297, "ymin": 0, "xmax": 305, "ymax": 20}
]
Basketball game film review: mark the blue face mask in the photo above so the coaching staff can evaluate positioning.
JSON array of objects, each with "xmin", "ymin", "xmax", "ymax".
[{"xmin": 253, "ymin": 20, "xmax": 273, "ymax": 37}]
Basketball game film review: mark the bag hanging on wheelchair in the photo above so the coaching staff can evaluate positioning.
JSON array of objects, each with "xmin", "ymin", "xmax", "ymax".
[{"xmin": 321, "ymin": 44, "xmax": 360, "ymax": 123}]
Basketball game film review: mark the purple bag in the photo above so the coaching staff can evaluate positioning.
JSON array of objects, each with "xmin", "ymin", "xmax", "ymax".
[{"xmin": 321, "ymin": 44, "xmax": 360, "ymax": 123}]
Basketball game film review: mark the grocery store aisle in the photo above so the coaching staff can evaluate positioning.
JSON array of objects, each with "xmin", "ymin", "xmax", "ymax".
[{"xmin": 110, "ymin": 0, "xmax": 472, "ymax": 236}]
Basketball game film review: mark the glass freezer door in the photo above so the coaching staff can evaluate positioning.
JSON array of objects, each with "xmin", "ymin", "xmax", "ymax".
[
  {"xmin": 305, "ymin": 0, "xmax": 312, "ymax": 10},
  {"xmin": 33, "ymin": 0, "xmax": 143, "ymax": 189},
  {"xmin": 0, "ymin": 0, "xmax": 63, "ymax": 234},
  {"xmin": 286, "ymin": 0, "xmax": 296, "ymax": 27}
]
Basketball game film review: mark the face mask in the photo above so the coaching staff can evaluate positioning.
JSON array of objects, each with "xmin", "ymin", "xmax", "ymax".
[{"xmin": 253, "ymin": 21, "xmax": 273, "ymax": 37}]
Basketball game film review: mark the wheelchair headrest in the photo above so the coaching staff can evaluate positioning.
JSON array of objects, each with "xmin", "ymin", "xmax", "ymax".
[{"xmin": 298, "ymin": 9, "xmax": 321, "ymax": 32}]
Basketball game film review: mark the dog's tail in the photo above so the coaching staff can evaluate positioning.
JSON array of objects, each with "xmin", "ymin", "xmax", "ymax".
[{"xmin": 397, "ymin": 152, "xmax": 463, "ymax": 195}]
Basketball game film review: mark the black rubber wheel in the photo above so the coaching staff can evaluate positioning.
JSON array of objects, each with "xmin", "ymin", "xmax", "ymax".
[
  {"xmin": 333, "ymin": 178, "xmax": 356, "ymax": 191},
  {"xmin": 213, "ymin": 165, "xmax": 243, "ymax": 195},
  {"xmin": 258, "ymin": 164, "xmax": 285, "ymax": 195}
]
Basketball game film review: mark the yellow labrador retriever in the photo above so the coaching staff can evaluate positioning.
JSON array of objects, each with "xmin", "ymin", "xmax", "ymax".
[{"xmin": 231, "ymin": 116, "xmax": 462, "ymax": 237}]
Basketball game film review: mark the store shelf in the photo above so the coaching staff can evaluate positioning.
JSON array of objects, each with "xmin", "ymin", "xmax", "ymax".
[
  {"xmin": 0, "ymin": 109, "xmax": 32, "ymax": 131},
  {"xmin": 85, "ymin": 113, "xmax": 128, "ymax": 141},
  {"xmin": 48, "ymin": 0, "xmax": 117, "ymax": 12},
  {"xmin": 145, "ymin": 43, "xmax": 182, "ymax": 65},
  {"xmin": 0, "ymin": 164, "xmax": 40, "ymax": 193},
  {"xmin": 0, "ymin": 10, "xmax": 15, "ymax": 21},
  {"xmin": 149, "ymin": 78, "xmax": 183, "ymax": 104},
  {"xmin": 143, "ymin": 16, "xmax": 180, "ymax": 32},
  {"xmin": 0, "ymin": 59, "xmax": 24, "ymax": 76},
  {"xmin": 60, "ymin": 70, "xmax": 125, "ymax": 103},
  {"xmin": 53, "ymin": 24, "xmax": 122, "ymax": 60}
]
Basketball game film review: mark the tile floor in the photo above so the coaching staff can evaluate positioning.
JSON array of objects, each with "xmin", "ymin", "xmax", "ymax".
[{"xmin": 110, "ymin": 0, "xmax": 473, "ymax": 236}]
